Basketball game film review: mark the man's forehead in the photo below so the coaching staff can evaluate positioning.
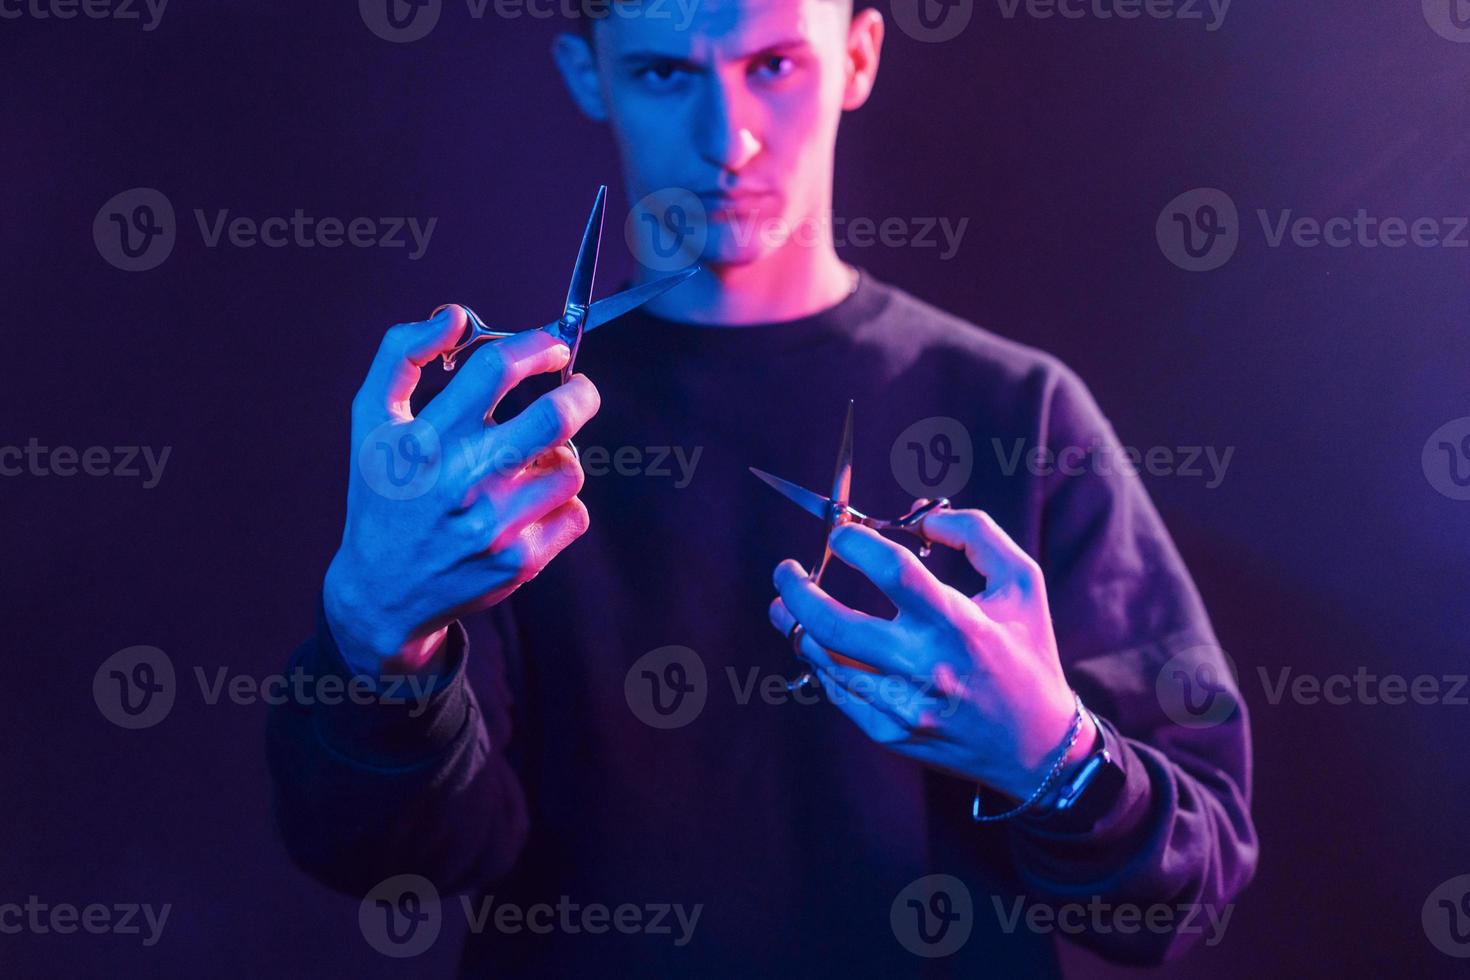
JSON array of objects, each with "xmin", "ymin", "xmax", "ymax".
[{"xmin": 598, "ymin": 0, "xmax": 848, "ymax": 59}]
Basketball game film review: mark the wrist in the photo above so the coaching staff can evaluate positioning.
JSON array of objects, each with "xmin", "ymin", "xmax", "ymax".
[
  {"xmin": 1033, "ymin": 710, "xmax": 1100, "ymax": 811},
  {"xmin": 322, "ymin": 556, "xmax": 447, "ymax": 676}
]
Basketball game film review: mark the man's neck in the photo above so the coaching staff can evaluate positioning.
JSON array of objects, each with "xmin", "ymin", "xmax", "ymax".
[{"xmin": 636, "ymin": 245, "xmax": 855, "ymax": 327}]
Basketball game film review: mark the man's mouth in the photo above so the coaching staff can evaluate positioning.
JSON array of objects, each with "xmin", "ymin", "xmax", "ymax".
[{"xmin": 699, "ymin": 191, "xmax": 778, "ymax": 222}]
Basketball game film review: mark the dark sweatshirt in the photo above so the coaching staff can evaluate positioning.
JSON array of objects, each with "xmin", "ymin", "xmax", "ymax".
[{"xmin": 267, "ymin": 271, "xmax": 1257, "ymax": 977}]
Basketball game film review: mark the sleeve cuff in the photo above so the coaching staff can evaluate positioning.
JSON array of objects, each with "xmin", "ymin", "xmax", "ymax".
[{"xmin": 300, "ymin": 598, "xmax": 475, "ymax": 770}]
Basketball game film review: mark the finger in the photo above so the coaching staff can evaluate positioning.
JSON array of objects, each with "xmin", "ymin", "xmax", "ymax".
[
  {"xmin": 772, "ymin": 559, "xmax": 912, "ymax": 674},
  {"xmin": 479, "ymin": 375, "xmax": 600, "ymax": 474},
  {"xmin": 809, "ymin": 660, "xmax": 918, "ymax": 746},
  {"xmin": 486, "ymin": 447, "xmax": 584, "ymax": 551},
  {"xmin": 355, "ymin": 307, "xmax": 469, "ymax": 425},
  {"xmin": 519, "ymin": 496, "xmax": 592, "ymax": 571},
  {"xmin": 919, "ymin": 508, "xmax": 1042, "ymax": 597},
  {"xmin": 827, "ymin": 523, "xmax": 946, "ymax": 620},
  {"xmin": 813, "ymin": 658, "xmax": 943, "ymax": 735},
  {"xmin": 422, "ymin": 327, "xmax": 571, "ymax": 434},
  {"xmin": 767, "ymin": 596, "xmax": 875, "ymax": 672}
]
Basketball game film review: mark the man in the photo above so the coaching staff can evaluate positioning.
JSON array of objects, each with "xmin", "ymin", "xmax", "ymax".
[{"xmin": 267, "ymin": 1, "xmax": 1257, "ymax": 975}]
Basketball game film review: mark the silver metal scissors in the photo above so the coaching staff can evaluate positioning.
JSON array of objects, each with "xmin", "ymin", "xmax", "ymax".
[
  {"xmin": 750, "ymin": 400, "xmax": 950, "ymax": 691},
  {"xmin": 434, "ymin": 183, "xmax": 699, "ymax": 378}
]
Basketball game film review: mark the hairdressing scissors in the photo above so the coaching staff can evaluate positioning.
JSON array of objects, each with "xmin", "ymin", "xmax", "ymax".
[
  {"xmin": 433, "ymin": 186, "xmax": 700, "ymax": 451},
  {"xmin": 750, "ymin": 400, "xmax": 951, "ymax": 691}
]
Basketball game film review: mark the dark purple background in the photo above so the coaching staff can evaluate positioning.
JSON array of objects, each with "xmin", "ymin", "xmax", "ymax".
[{"xmin": 4, "ymin": 2, "xmax": 1468, "ymax": 976}]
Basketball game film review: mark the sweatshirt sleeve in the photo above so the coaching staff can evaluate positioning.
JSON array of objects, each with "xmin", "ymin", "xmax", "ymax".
[
  {"xmin": 265, "ymin": 598, "xmax": 530, "ymax": 897},
  {"xmin": 1005, "ymin": 364, "xmax": 1259, "ymax": 965}
]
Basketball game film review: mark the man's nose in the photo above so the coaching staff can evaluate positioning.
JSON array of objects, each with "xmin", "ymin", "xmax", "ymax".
[{"xmin": 694, "ymin": 80, "xmax": 763, "ymax": 174}]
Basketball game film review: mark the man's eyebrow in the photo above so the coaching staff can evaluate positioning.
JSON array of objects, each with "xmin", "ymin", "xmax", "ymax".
[{"xmin": 615, "ymin": 37, "xmax": 813, "ymax": 67}]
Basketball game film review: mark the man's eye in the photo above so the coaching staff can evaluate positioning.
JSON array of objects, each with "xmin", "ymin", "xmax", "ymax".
[
  {"xmin": 754, "ymin": 55, "xmax": 795, "ymax": 79},
  {"xmin": 637, "ymin": 61, "xmax": 690, "ymax": 87}
]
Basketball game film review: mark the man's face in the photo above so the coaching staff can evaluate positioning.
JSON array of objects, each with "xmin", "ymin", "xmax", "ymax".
[{"xmin": 590, "ymin": 0, "xmax": 855, "ymax": 269}]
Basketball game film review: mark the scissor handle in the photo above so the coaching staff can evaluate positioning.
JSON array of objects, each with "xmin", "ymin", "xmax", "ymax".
[
  {"xmin": 431, "ymin": 303, "xmax": 517, "ymax": 371},
  {"xmin": 856, "ymin": 497, "xmax": 951, "ymax": 557},
  {"xmin": 428, "ymin": 304, "xmax": 580, "ymax": 459}
]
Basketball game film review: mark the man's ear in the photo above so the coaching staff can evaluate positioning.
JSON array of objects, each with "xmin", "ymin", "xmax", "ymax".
[
  {"xmin": 842, "ymin": 8, "xmax": 885, "ymax": 111},
  {"xmin": 551, "ymin": 33, "xmax": 609, "ymax": 122}
]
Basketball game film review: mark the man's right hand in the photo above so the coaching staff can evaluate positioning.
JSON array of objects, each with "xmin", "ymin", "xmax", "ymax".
[{"xmin": 322, "ymin": 305, "xmax": 599, "ymax": 677}]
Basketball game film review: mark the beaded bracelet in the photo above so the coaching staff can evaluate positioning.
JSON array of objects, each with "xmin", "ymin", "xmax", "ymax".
[{"xmin": 971, "ymin": 691, "xmax": 1086, "ymax": 823}]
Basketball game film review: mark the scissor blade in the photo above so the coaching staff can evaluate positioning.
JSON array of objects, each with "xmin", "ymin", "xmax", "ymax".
[
  {"xmin": 829, "ymin": 400, "xmax": 854, "ymax": 516},
  {"xmin": 581, "ymin": 267, "xmax": 699, "ymax": 334},
  {"xmin": 749, "ymin": 467, "xmax": 830, "ymax": 523},
  {"xmin": 562, "ymin": 185, "xmax": 607, "ymax": 325}
]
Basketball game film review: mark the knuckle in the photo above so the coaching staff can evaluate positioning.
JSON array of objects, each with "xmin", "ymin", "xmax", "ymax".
[
  {"xmin": 379, "ymin": 321, "xmax": 413, "ymax": 355},
  {"xmin": 468, "ymin": 339, "xmax": 514, "ymax": 386},
  {"xmin": 533, "ymin": 395, "xmax": 568, "ymax": 440},
  {"xmin": 494, "ymin": 536, "xmax": 534, "ymax": 576},
  {"xmin": 959, "ymin": 509, "xmax": 991, "ymax": 538},
  {"xmin": 889, "ymin": 556, "xmax": 928, "ymax": 595},
  {"xmin": 350, "ymin": 387, "xmax": 374, "ymax": 421}
]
